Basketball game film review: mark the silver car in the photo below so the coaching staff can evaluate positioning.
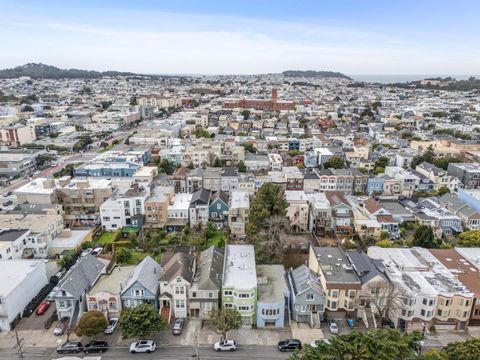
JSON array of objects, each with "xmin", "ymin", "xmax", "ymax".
[
  {"xmin": 172, "ymin": 318, "xmax": 184, "ymax": 335},
  {"xmin": 104, "ymin": 318, "xmax": 118, "ymax": 334}
]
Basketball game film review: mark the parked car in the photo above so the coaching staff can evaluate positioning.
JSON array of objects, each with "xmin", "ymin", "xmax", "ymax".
[
  {"xmin": 214, "ymin": 339, "xmax": 237, "ymax": 352},
  {"xmin": 277, "ymin": 339, "xmax": 302, "ymax": 352},
  {"xmin": 83, "ymin": 341, "xmax": 108, "ymax": 354},
  {"xmin": 327, "ymin": 319, "xmax": 339, "ymax": 334},
  {"xmin": 310, "ymin": 339, "xmax": 331, "ymax": 348},
  {"xmin": 104, "ymin": 318, "xmax": 119, "ymax": 334},
  {"xmin": 54, "ymin": 317, "xmax": 70, "ymax": 336},
  {"xmin": 129, "ymin": 340, "xmax": 156, "ymax": 353},
  {"xmin": 57, "ymin": 341, "xmax": 83, "ymax": 354},
  {"xmin": 81, "ymin": 248, "xmax": 93, "ymax": 256},
  {"xmin": 35, "ymin": 301, "xmax": 51, "ymax": 316},
  {"xmin": 4, "ymin": 191, "xmax": 12, "ymax": 197},
  {"xmin": 2, "ymin": 200, "xmax": 12, "ymax": 207},
  {"xmin": 91, "ymin": 247, "xmax": 103, "ymax": 255},
  {"xmin": 172, "ymin": 318, "xmax": 184, "ymax": 335}
]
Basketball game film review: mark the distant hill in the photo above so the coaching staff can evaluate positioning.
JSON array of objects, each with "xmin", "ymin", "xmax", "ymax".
[
  {"xmin": 282, "ymin": 70, "xmax": 351, "ymax": 80},
  {"xmin": 0, "ymin": 63, "xmax": 149, "ymax": 79}
]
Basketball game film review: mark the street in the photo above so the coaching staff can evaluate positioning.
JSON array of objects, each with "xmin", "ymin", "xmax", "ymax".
[{"xmin": 0, "ymin": 345, "xmax": 290, "ymax": 360}]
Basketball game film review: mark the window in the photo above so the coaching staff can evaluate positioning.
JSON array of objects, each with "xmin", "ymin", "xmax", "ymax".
[
  {"xmin": 175, "ymin": 300, "xmax": 185, "ymax": 309},
  {"xmin": 238, "ymin": 305, "xmax": 250, "ymax": 311},
  {"xmin": 89, "ymin": 302, "xmax": 98, "ymax": 310},
  {"xmin": 175, "ymin": 286, "xmax": 185, "ymax": 295},
  {"xmin": 224, "ymin": 303, "xmax": 233, "ymax": 309},
  {"xmin": 238, "ymin": 293, "xmax": 250, "ymax": 298},
  {"xmin": 132, "ymin": 289, "xmax": 144, "ymax": 297},
  {"xmin": 306, "ymin": 293, "xmax": 314, "ymax": 301},
  {"xmin": 224, "ymin": 290, "xmax": 233, "ymax": 296},
  {"xmin": 191, "ymin": 292, "xmax": 197, "ymax": 298},
  {"xmin": 330, "ymin": 290, "xmax": 338, "ymax": 298},
  {"xmin": 420, "ymin": 309, "xmax": 426, "ymax": 316}
]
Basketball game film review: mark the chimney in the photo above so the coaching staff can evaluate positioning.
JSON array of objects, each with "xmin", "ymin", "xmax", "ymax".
[{"xmin": 271, "ymin": 88, "xmax": 278, "ymax": 101}]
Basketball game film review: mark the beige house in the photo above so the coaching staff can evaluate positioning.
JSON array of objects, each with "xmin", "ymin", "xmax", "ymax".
[
  {"xmin": 228, "ymin": 191, "xmax": 250, "ymax": 239},
  {"xmin": 87, "ymin": 265, "xmax": 136, "ymax": 320},
  {"xmin": 309, "ymin": 247, "xmax": 361, "ymax": 314},
  {"xmin": 144, "ymin": 186, "xmax": 174, "ymax": 228}
]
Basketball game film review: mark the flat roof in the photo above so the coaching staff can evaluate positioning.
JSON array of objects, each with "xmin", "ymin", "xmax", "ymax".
[
  {"xmin": 0, "ymin": 260, "xmax": 45, "ymax": 297},
  {"xmin": 89, "ymin": 265, "xmax": 136, "ymax": 295},
  {"xmin": 312, "ymin": 247, "xmax": 361, "ymax": 285},
  {"xmin": 256, "ymin": 265, "xmax": 289, "ymax": 304},
  {"xmin": 230, "ymin": 191, "xmax": 249, "ymax": 209},
  {"xmin": 223, "ymin": 245, "xmax": 256, "ymax": 289}
]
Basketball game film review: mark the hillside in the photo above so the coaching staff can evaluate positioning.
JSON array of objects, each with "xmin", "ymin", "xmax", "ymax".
[
  {"xmin": 0, "ymin": 63, "xmax": 146, "ymax": 79},
  {"xmin": 282, "ymin": 70, "xmax": 351, "ymax": 80}
]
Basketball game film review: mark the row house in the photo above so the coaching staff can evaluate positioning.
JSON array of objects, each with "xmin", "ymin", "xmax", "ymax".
[
  {"xmin": 438, "ymin": 193, "xmax": 480, "ymax": 230},
  {"xmin": 100, "ymin": 183, "xmax": 150, "ymax": 231},
  {"xmin": 160, "ymin": 251, "xmax": 196, "ymax": 322},
  {"xmin": 384, "ymin": 166, "xmax": 420, "ymax": 197},
  {"xmin": 411, "ymin": 198, "xmax": 463, "ymax": 237},
  {"xmin": 228, "ymin": 191, "xmax": 250, "ymax": 239},
  {"xmin": 325, "ymin": 191, "xmax": 354, "ymax": 237},
  {"xmin": 368, "ymin": 247, "xmax": 474, "ymax": 332},
  {"xmin": 208, "ymin": 191, "xmax": 229, "ymax": 229},
  {"xmin": 144, "ymin": 186, "xmax": 175, "ymax": 228},
  {"xmin": 416, "ymin": 162, "xmax": 452, "ymax": 191},
  {"xmin": 447, "ymin": 163, "xmax": 480, "ymax": 189},
  {"xmin": 285, "ymin": 191, "xmax": 309, "ymax": 233},
  {"xmin": 308, "ymin": 247, "xmax": 362, "ymax": 315},
  {"xmin": 306, "ymin": 192, "xmax": 332, "ymax": 236}
]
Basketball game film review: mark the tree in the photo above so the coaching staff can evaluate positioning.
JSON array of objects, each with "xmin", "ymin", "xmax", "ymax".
[
  {"xmin": 457, "ymin": 230, "xmax": 480, "ymax": 247},
  {"xmin": 75, "ymin": 310, "xmax": 108, "ymax": 338},
  {"xmin": 412, "ymin": 225, "xmax": 440, "ymax": 248},
  {"xmin": 48, "ymin": 131, "xmax": 60, "ymax": 138},
  {"xmin": 207, "ymin": 308, "xmax": 242, "ymax": 338},
  {"xmin": 290, "ymin": 329, "xmax": 422, "ymax": 360},
  {"xmin": 247, "ymin": 183, "xmax": 288, "ymax": 237},
  {"xmin": 324, "ymin": 156, "xmax": 345, "ymax": 169},
  {"xmin": 99, "ymin": 141, "xmax": 109, "ymax": 148},
  {"xmin": 158, "ymin": 159, "xmax": 175, "ymax": 175},
  {"xmin": 361, "ymin": 280, "xmax": 406, "ymax": 329},
  {"xmin": 442, "ymin": 338, "xmax": 480, "ymax": 360},
  {"xmin": 374, "ymin": 156, "xmax": 390, "ymax": 175},
  {"xmin": 237, "ymin": 161, "xmax": 246, "ymax": 173},
  {"xmin": 119, "ymin": 304, "xmax": 167, "ymax": 339},
  {"xmin": 116, "ymin": 248, "xmax": 133, "ymax": 264},
  {"xmin": 243, "ymin": 143, "xmax": 257, "ymax": 153},
  {"xmin": 213, "ymin": 157, "xmax": 222, "ymax": 167},
  {"xmin": 436, "ymin": 186, "xmax": 450, "ymax": 196},
  {"xmin": 240, "ymin": 109, "xmax": 250, "ymax": 120},
  {"xmin": 130, "ymin": 96, "xmax": 138, "ymax": 106},
  {"xmin": 22, "ymin": 104, "xmax": 34, "ymax": 112}
]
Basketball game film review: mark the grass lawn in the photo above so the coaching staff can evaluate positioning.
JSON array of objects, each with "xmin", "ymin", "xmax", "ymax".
[
  {"xmin": 206, "ymin": 231, "xmax": 226, "ymax": 247},
  {"xmin": 129, "ymin": 251, "xmax": 148, "ymax": 265},
  {"xmin": 96, "ymin": 230, "xmax": 120, "ymax": 245}
]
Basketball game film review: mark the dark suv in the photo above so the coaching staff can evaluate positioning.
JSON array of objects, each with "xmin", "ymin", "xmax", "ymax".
[
  {"xmin": 57, "ymin": 341, "xmax": 83, "ymax": 354},
  {"xmin": 277, "ymin": 339, "xmax": 302, "ymax": 352},
  {"xmin": 84, "ymin": 340, "xmax": 109, "ymax": 354}
]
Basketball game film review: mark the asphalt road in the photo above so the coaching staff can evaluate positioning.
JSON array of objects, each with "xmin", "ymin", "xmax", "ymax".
[{"xmin": 0, "ymin": 345, "xmax": 291, "ymax": 360}]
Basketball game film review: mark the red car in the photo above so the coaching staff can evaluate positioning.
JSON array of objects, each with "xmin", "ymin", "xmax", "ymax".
[{"xmin": 36, "ymin": 301, "xmax": 51, "ymax": 316}]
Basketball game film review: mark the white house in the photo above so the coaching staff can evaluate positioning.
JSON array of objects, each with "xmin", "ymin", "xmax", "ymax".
[{"xmin": 0, "ymin": 260, "xmax": 48, "ymax": 330}]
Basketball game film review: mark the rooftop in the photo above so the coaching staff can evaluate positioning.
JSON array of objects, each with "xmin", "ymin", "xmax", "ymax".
[
  {"xmin": 89, "ymin": 265, "xmax": 136, "ymax": 295},
  {"xmin": 256, "ymin": 264, "xmax": 289, "ymax": 304},
  {"xmin": 223, "ymin": 245, "xmax": 256, "ymax": 289},
  {"xmin": 311, "ymin": 247, "xmax": 361, "ymax": 285},
  {"xmin": 0, "ymin": 260, "xmax": 45, "ymax": 297}
]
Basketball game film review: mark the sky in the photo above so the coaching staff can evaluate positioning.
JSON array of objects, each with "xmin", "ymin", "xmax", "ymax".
[{"xmin": 1, "ymin": 0, "xmax": 479, "ymax": 75}]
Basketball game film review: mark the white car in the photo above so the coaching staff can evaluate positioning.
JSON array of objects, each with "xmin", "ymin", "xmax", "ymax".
[
  {"xmin": 327, "ymin": 319, "xmax": 339, "ymax": 334},
  {"xmin": 214, "ymin": 339, "xmax": 237, "ymax": 352},
  {"xmin": 310, "ymin": 339, "xmax": 331, "ymax": 348},
  {"xmin": 91, "ymin": 247, "xmax": 103, "ymax": 256},
  {"xmin": 104, "ymin": 318, "xmax": 118, "ymax": 334},
  {"xmin": 81, "ymin": 248, "xmax": 93, "ymax": 257},
  {"xmin": 129, "ymin": 340, "xmax": 156, "ymax": 354}
]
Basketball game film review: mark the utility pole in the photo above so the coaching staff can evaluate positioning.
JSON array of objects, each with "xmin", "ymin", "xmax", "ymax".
[
  {"xmin": 14, "ymin": 329, "xmax": 24, "ymax": 360},
  {"xmin": 194, "ymin": 330, "xmax": 200, "ymax": 360}
]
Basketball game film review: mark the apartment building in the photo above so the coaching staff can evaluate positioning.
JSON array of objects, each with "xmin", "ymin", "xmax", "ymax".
[
  {"xmin": 0, "ymin": 213, "xmax": 63, "ymax": 258},
  {"xmin": 448, "ymin": 163, "xmax": 480, "ymax": 189},
  {"xmin": 0, "ymin": 125, "xmax": 35, "ymax": 146},
  {"xmin": 416, "ymin": 162, "xmax": 451, "ymax": 191},
  {"xmin": 384, "ymin": 166, "xmax": 420, "ymax": 197},
  {"xmin": 308, "ymin": 246, "xmax": 361, "ymax": 314},
  {"xmin": 222, "ymin": 245, "xmax": 257, "ymax": 325},
  {"xmin": 144, "ymin": 186, "xmax": 174, "ymax": 228},
  {"xmin": 228, "ymin": 191, "xmax": 249, "ymax": 239},
  {"xmin": 100, "ymin": 183, "xmax": 150, "ymax": 230},
  {"xmin": 285, "ymin": 190, "xmax": 309, "ymax": 233},
  {"xmin": 306, "ymin": 192, "xmax": 332, "ymax": 236}
]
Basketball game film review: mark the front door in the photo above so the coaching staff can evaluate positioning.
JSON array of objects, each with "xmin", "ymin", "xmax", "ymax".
[{"xmin": 312, "ymin": 305, "xmax": 317, "ymax": 313}]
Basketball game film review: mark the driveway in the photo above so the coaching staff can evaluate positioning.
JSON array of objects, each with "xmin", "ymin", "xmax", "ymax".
[
  {"xmin": 16, "ymin": 303, "xmax": 57, "ymax": 331},
  {"xmin": 291, "ymin": 322, "xmax": 325, "ymax": 345}
]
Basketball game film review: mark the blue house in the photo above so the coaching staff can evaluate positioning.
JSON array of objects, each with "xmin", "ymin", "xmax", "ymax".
[
  {"xmin": 120, "ymin": 256, "xmax": 162, "ymax": 309},
  {"xmin": 209, "ymin": 191, "xmax": 229, "ymax": 228},
  {"xmin": 256, "ymin": 265, "xmax": 290, "ymax": 328},
  {"xmin": 303, "ymin": 152, "xmax": 318, "ymax": 168},
  {"xmin": 366, "ymin": 175, "xmax": 385, "ymax": 195},
  {"xmin": 288, "ymin": 139, "xmax": 300, "ymax": 151}
]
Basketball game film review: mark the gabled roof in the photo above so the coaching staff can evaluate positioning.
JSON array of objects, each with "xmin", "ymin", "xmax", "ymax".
[
  {"xmin": 364, "ymin": 197, "xmax": 383, "ymax": 214},
  {"xmin": 190, "ymin": 188, "xmax": 211, "ymax": 206},
  {"xmin": 197, "ymin": 246, "xmax": 224, "ymax": 291},
  {"xmin": 210, "ymin": 191, "xmax": 229, "ymax": 207},
  {"xmin": 160, "ymin": 252, "xmax": 195, "ymax": 283},
  {"xmin": 121, "ymin": 256, "xmax": 161, "ymax": 295},
  {"xmin": 346, "ymin": 250, "xmax": 387, "ymax": 285},
  {"xmin": 56, "ymin": 254, "xmax": 107, "ymax": 299},
  {"xmin": 288, "ymin": 265, "xmax": 324, "ymax": 296}
]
